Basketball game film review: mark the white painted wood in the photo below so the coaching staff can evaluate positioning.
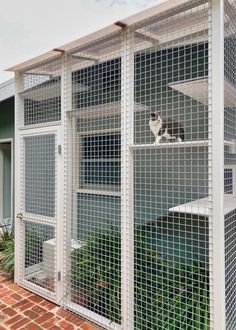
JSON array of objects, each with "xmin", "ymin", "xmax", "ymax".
[
  {"xmin": 20, "ymin": 81, "xmax": 88, "ymax": 102},
  {"xmin": 14, "ymin": 72, "xmax": 24, "ymax": 284},
  {"xmin": 133, "ymin": 140, "xmax": 234, "ymax": 149},
  {"xmin": 209, "ymin": 1, "xmax": 225, "ymax": 329},
  {"xmin": 169, "ymin": 194, "xmax": 236, "ymax": 217},
  {"xmin": 66, "ymin": 301, "xmax": 121, "ymax": 330},
  {"xmin": 76, "ymin": 188, "xmax": 121, "ymax": 197},
  {"xmin": 169, "ymin": 77, "xmax": 236, "ymax": 108},
  {"xmin": 7, "ymin": 1, "xmax": 196, "ymax": 73},
  {"xmin": 68, "ymin": 101, "xmax": 146, "ymax": 118},
  {"xmin": 121, "ymin": 27, "xmax": 134, "ymax": 330}
]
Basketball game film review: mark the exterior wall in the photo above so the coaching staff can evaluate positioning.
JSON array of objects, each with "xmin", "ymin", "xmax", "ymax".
[
  {"xmin": 0, "ymin": 97, "xmax": 14, "ymax": 225},
  {"xmin": 0, "ymin": 97, "xmax": 14, "ymax": 140}
]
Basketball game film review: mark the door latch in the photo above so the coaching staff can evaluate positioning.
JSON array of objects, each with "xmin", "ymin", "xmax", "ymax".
[{"xmin": 16, "ymin": 213, "xmax": 23, "ymax": 220}]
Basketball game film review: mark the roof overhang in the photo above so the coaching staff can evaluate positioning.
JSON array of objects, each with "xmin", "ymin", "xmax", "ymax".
[{"xmin": 6, "ymin": 0, "xmax": 191, "ymax": 73}]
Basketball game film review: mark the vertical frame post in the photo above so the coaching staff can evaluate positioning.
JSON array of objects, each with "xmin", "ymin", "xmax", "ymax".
[
  {"xmin": 55, "ymin": 52, "xmax": 66, "ymax": 303},
  {"xmin": 209, "ymin": 0, "xmax": 225, "ymax": 328},
  {"xmin": 61, "ymin": 52, "xmax": 73, "ymax": 307},
  {"xmin": 121, "ymin": 27, "xmax": 134, "ymax": 329},
  {"xmin": 14, "ymin": 71, "xmax": 24, "ymax": 284}
]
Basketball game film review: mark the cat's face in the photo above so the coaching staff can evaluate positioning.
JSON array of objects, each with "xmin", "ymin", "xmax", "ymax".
[{"xmin": 151, "ymin": 111, "xmax": 161, "ymax": 122}]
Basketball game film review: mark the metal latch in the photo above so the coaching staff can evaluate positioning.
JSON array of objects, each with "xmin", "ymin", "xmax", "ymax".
[{"xmin": 16, "ymin": 213, "xmax": 23, "ymax": 220}]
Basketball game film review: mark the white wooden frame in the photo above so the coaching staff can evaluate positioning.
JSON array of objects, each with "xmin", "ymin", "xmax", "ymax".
[
  {"xmin": 17, "ymin": 126, "xmax": 61, "ymax": 302},
  {"xmin": 14, "ymin": 69, "xmax": 64, "ymax": 302},
  {"xmin": 12, "ymin": 1, "xmax": 236, "ymax": 329},
  {"xmin": 209, "ymin": 0, "xmax": 226, "ymax": 329},
  {"xmin": 76, "ymin": 128, "xmax": 121, "ymax": 196}
]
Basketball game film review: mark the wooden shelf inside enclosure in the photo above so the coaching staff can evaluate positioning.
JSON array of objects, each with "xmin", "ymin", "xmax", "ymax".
[
  {"xmin": 132, "ymin": 140, "xmax": 234, "ymax": 150},
  {"xmin": 75, "ymin": 188, "xmax": 121, "ymax": 197},
  {"xmin": 20, "ymin": 81, "xmax": 89, "ymax": 101},
  {"xmin": 169, "ymin": 77, "xmax": 236, "ymax": 108},
  {"xmin": 67, "ymin": 101, "xmax": 146, "ymax": 118},
  {"xmin": 169, "ymin": 194, "xmax": 236, "ymax": 217}
]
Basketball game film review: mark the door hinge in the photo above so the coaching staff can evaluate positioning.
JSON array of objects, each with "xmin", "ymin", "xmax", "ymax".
[
  {"xmin": 58, "ymin": 145, "xmax": 62, "ymax": 154},
  {"xmin": 58, "ymin": 271, "xmax": 61, "ymax": 281}
]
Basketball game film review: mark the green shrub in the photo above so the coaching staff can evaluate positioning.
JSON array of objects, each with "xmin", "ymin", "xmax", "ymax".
[
  {"xmin": 71, "ymin": 225, "xmax": 210, "ymax": 329},
  {"xmin": 71, "ymin": 225, "xmax": 121, "ymax": 322},
  {"xmin": 0, "ymin": 226, "xmax": 14, "ymax": 279},
  {"xmin": 0, "ymin": 225, "xmax": 42, "ymax": 280}
]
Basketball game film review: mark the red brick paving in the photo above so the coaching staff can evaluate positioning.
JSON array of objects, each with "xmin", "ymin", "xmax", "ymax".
[{"xmin": 0, "ymin": 274, "xmax": 100, "ymax": 330}]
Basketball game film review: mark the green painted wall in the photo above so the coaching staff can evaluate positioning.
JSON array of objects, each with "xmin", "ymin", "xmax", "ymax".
[
  {"xmin": 73, "ymin": 44, "xmax": 209, "ymax": 263},
  {"xmin": 0, "ymin": 97, "xmax": 14, "ymax": 224},
  {"xmin": 0, "ymin": 97, "xmax": 14, "ymax": 140},
  {"xmin": 3, "ymin": 147, "xmax": 11, "ymax": 219}
]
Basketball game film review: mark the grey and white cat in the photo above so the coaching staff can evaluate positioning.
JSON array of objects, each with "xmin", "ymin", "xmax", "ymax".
[{"xmin": 149, "ymin": 111, "xmax": 184, "ymax": 144}]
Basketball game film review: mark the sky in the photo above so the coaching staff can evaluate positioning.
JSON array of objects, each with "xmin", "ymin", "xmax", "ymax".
[{"xmin": 0, "ymin": 0, "xmax": 159, "ymax": 84}]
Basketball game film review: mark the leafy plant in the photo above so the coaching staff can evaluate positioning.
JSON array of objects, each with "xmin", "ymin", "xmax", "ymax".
[
  {"xmin": 135, "ymin": 224, "xmax": 209, "ymax": 329},
  {"xmin": 0, "ymin": 226, "xmax": 14, "ymax": 279},
  {"xmin": 71, "ymin": 224, "xmax": 210, "ymax": 329},
  {"xmin": 71, "ymin": 225, "xmax": 121, "ymax": 322}
]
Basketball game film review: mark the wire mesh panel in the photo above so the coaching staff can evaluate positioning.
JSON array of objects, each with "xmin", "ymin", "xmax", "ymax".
[
  {"xmin": 19, "ymin": 132, "xmax": 58, "ymax": 299},
  {"xmin": 24, "ymin": 134, "xmax": 56, "ymax": 218},
  {"xmin": 13, "ymin": 0, "xmax": 236, "ymax": 328},
  {"xmin": 132, "ymin": 1, "xmax": 210, "ymax": 329},
  {"xmin": 20, "ymin": 57, "xmax": 61, "ymax": 127},
  {"xmin": 224, "ymin": 0, "xmax": 236, "ymax": 328},
  {"xmin": 23, "ymin": 221, "xmax": 56, "ymax": 293},
  {"xmin": 64, "ymin": 33, "xmax": 123, "ymax": 327},
  {"xmin": 15, "ymin": 57, "xmax": 61, "ymax": 301}
]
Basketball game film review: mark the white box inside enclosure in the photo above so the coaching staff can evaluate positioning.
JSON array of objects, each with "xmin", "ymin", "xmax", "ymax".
[{"xmin": 43, "ymin": 238, "xmax": 84, "ymax": 277}]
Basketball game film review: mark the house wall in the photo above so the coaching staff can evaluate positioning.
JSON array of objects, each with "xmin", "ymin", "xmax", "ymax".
[
  {"xmin": 0, "ymin": 97, "xmax": 14, "ymax": 140},
  {"xmin": 0, "ymin": 97, "xmax": 14, "ymax": 224}
]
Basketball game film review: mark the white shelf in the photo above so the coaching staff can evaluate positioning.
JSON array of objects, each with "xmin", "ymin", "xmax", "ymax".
[
  {"xmin": 169, "ymin": 194, "xmax": 236, "ymax": 217},
  {"xmin": 20, "ymin": 81, "xmax": 89, "ymax": 101},
  {"xmin": 169, "ymin": 77, "xmax": 236, "ymax": 108},
  {"xmin": 132, "ymin": 140, "xmax": 234, "ymax": 150},
  {"xmin": 67, "ymin": 101, "xmax": 146, "ymax": 118},
  {"xmin": 76, "ymin": 188, "xmax": 121, "ymax": 197}
]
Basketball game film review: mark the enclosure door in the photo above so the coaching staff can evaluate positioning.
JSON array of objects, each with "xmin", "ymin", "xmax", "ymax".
[{"xmin": 16, "ymin": 127, "xmax": 62, "ymax": 303}]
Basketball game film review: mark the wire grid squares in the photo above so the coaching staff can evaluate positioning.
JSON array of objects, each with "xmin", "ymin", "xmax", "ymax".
[
  {"xmin": 21, "ymin": 57, "xmax": 61, "ymax": 127},
  {"xmin": 13, "ymin": 0, "xmax": 236, "ymax": 328},
  {"xmin": 22, "ymin": 133, "xmax": 57, "ymax": 222},
  {"xmin": 64, "ymin": 33, "xmax": 123, "ymax": 326},
  {"xmin": 132, "ymin": 1, "xmax": 210, "ymax": 329},
  {"xmin": 23, "ymin": 221, "xmax": 56, "ymax": 295},
  {"xmin": 224, "ymin": 0, "xmax": 236, "ymax": 329}
]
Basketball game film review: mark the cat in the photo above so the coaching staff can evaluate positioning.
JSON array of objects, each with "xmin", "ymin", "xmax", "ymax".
[{"xmin": 149, "ymin": 111, "xmax": 184, "ymax": 144}]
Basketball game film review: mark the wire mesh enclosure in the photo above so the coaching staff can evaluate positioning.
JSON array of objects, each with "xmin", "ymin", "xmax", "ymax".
[{"xmin": 12, "ymin": 0, "xmax": 236, "ymax": 329}]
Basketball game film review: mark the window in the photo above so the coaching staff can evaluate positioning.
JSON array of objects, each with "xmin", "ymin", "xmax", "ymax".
[
  {"xmin": 224, "ymin": 168, "xmax": 233, "ymax": 194},
  {"xmin": 79, "ymin": 132, "xmax": 121, "ymax": 192}
]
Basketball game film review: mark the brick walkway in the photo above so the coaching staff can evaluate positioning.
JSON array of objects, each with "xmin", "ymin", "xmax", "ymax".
[{"xmin": 0, "ymin": 274, "xmax": 100, "ymax": 330}]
